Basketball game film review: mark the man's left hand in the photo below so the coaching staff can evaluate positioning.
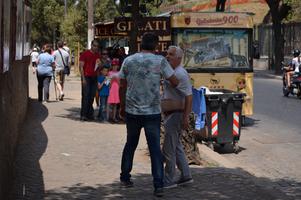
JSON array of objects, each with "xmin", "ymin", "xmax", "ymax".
[{"xmin": 182, "ymin": 115, "xmax": 189, "ymax": 130}]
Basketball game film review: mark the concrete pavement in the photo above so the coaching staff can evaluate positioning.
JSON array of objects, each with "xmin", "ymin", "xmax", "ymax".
[{"xmin": 11, "ymin": 68, "xmax": 291, "ymax": 199}]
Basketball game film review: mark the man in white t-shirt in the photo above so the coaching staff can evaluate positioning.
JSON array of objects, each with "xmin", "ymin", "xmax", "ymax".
[
  {"xmin": 53, "ymin": 41, "xmax": 70, "ymax": 100},
  {"xmin": 162, "ymin": 46, "xmax": 193, "ymax": 189},
  {"xmin": 63, "ymin": 42, "xmax": 70, "ymax": 54}
]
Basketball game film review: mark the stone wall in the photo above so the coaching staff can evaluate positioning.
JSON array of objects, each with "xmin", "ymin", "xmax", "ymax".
[{"xmin": 0, "ymin": 57, "xmax": 30, "ymax": 199}]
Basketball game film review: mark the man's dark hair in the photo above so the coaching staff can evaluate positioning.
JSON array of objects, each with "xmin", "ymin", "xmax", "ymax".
[
  {"xmin": 44, "ymin": 44, "xmax": 52, "ymax": 54},
  {"xmin": 57, "ymin": 41, "xmax": 64, "ymax": 48},
  {"xmin": 91, "ymin": 40, "xmax": 99, "ymax": 48},
  {"xmin": 141, "ymin": 32, "xmax": 159, "ymax": 51}
]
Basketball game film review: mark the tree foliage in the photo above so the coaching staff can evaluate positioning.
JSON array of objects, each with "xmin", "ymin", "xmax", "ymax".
[
  {"xmin": 31, "ymin": 0, "xmax": 64, "ymax": 47},
  {"xmin": 265, "ymin": 0, "xmax": 301, "ymax": 22},
  {"xmin": 31, "ymin": 0, "xmax": 119, "ymax": 51},
  {"xmin": 60, "ymin": 6, "xmax": 87, "ymax": 52},
  {"xmin": 95, "ymin": 0, "xmax": 119, "ymax": 22},
  {"xmin": 289, "ymin": 0, "xmax": 301, "ymax": 21},
  {"xmin": 31, "ymin": 0, "xmax": 196, "ymax": 53}
]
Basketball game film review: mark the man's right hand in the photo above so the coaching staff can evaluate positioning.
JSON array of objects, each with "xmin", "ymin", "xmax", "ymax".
[{"xmin": 82, "ymin": 77, "xmax": 86, "ymax": 86}]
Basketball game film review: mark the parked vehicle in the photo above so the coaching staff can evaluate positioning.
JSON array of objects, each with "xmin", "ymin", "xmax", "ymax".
[{"xmin": 94, "ymin": 12, "xmax": 255, "ymax": 123}]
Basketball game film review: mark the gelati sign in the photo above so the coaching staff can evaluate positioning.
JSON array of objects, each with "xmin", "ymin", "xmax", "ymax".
[
  {"xmin": 94, "ymin": 23, "xmax": 127, "ymax": 37},
  {"xmin": 114, "ymin": 17, "xmax": 171, "ymax": 36}
]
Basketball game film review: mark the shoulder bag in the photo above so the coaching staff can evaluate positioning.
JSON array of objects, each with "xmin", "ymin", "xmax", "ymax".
[{"xmin": 58, "ymin": 49, "xmax": 70, "ymax": 75}]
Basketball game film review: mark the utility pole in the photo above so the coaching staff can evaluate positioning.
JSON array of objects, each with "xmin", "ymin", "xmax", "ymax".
[
  {"xmin": 64, "ymin": 0, "xmax": 67, "ymax": 17},
  {"xmin": 87, "ymin": 0, "xmax": 94, "ymax": 49},
  {"xmin": 129, "ymin": 0, "xmax": 140, "ymax": 54}
]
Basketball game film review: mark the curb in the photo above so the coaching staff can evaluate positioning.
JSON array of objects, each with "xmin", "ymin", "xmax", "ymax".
[
  {"xmin": 254, "ymin": 70, "xmax": 282, "ymax": 80},
  {"xmin": 197, "ymin": 143, "xmax": 237, "ymax": 169}
]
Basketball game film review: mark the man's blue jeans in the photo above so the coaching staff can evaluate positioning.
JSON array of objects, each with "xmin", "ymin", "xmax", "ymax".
[
  {"xmin": 120, "ymin": 113, "xmax": 164, "ymax": 189},
  {"xmin": 81, "ymin": 76, "xmax": 97, "ymax": 119}
]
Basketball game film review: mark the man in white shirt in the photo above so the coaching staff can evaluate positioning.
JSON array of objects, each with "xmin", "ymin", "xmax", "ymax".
[
  {"xmin": 63, "ymin": 42, "xmax": 70, "ymax": 54},
  {"xmin": 53, "ymin": 41, "xmax": 70, "ymax": 100},
  {"xmin": 162, "ymin": 46, "xmax": 193, "ymax": 188}
]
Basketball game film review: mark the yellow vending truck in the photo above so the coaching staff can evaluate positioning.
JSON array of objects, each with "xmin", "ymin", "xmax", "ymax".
[
  {"xmin": 170, "ymin": 12, "xmax": 254, "ymax": 124},
  {"xmin": 94, "ymin": 12, "xmax": 254, "ymax": 124}
]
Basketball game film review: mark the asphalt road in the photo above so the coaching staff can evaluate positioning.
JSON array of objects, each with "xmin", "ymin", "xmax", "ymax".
[{"xmin": 218, "ymin": 76, "xmax": 301, "ymax": 197}]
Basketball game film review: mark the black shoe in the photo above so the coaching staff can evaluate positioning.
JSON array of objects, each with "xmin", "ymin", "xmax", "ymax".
[
  {"xmin": 176, "ymin": 177, "xmax": 193, "ymax": 186},
  {"xmin": 120, "ymin": 180, "xmax": 134, "ymax": 188},
  {"xmin": 153, "ymin": 188, "xmax": 163, "ymax": 197},
  {"xmin": 80, "ymin": 116, "xmax": 88, "ymax": 121},
  {"xmin": 87, "ymin": 116, "xmax": 95, "ymax": 121},
  {"xmin": 163, "ymin": 183, "xmax": 177, "ymax": 189},
  {"xmin": 97, "ymin": 118, "xmax": 104, "ymax": 122},
  {"xmin": 80, "ymin": 116, "xmax": 93, "ymax": 121}
]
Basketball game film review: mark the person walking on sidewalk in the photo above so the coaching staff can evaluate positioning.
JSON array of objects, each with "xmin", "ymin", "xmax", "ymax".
[
  {"xmin": 30, "ymin": 47, "xmax": 39, "ymax": 72},
  {"xmin": 36, "ymin": 44, "xmax": 55, "ymax": 102},
  {"xmin": 63, "ymin": 41, "xmax": 70, "ymax": 55},
  {"xmin": 119, "ymin": 32, "xmax": 179, "ymax": 197},
  {"xmin": 53, "ymin": 41, "xmax": 69, "ymax": 101},
  {"xmin": 162, "ymin": 46, "xmax": 193, "ymax": 188},
  {"xmin": 79, "ymin": 40, "xmax": 101, "ymax": 121}
]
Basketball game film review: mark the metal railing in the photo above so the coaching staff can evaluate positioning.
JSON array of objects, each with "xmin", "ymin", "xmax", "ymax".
[{"xmin": 254, "ymin": 22, "xmax": 301, "ymax": 69}]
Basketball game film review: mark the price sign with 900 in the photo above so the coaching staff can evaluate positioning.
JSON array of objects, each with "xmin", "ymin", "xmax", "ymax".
[{"xmin": 223, "ymin": 15, "xmax": 239, "ymax": 24}]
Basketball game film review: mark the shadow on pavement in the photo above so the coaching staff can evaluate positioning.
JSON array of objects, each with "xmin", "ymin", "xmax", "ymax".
[
  {"xmin": 11, "ymin": 98, "xmax": 48, "ymax": 200},
  {"xmin": 44, "ymin": 167, "xmax": 298, "ymax": 200},
  {"xmin": 242, "ymin": 117, "xmax": 261, "ymax": 127},
  {"xmin": 56, "ymin": 107, "xmax": 126, "ymax": 125},
  {"xmin": 214, "ymin": 143, "xmax": 247, "ymax": 154},
  {"xmin": 56, "ymin": 107, "xmax": 81, "ymax": 121}
]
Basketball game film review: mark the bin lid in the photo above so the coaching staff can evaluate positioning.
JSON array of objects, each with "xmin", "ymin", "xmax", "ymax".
[{"xmin": 205, "ymin": 89, "xmax": 246, "ymax": 100}]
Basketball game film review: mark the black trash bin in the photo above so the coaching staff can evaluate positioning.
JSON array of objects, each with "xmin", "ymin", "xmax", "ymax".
[{"xmin": 204, "ymin": 89, "xmax": 245, "ymax": 153}]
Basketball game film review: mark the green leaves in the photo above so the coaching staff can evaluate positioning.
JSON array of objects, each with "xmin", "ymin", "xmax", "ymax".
[
  {"xmin": 31, "ymin": 0, "xmax": 166, "ymax": 51},
  {"xmin": 60, "ymin": 6, "xmax": 87, "ymax": 51},
  {"xmin": 95, "ymin": 0, "xmax": 119, "ymax": 21},
  {"xmin": 289, "ymin": 0, "xmax": 301, "ymax": 21}
]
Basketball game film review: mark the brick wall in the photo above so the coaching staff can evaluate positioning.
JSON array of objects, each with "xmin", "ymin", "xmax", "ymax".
[{"xmin": 0, "ymin": 57, "xmax": 29, "ymax": 199}]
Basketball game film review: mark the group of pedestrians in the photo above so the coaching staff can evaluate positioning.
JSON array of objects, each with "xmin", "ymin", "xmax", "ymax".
[
  {"xmin": 96, "ymin": 57, "xmax": 121, "ymax": 122},
  {"xmin": 33, "ymin": 33, "xmax": 194, "ymax": 197},
  {"xmin": 30, "ymin": 41, "xmax": 70, "ymax": 102},
  {"xmin": 119, "ymin": 32, "xmax": 193, "ymax": 197},
  {"xmin": 79, "ymin": 41, "xmax": 123, "ymax": 122}
]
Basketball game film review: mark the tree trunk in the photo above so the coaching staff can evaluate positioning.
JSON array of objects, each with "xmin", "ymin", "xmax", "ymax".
[
  {"xmin": 265, "ymin": 0, "xmax": 289, "ymax": 75},
  {"xmin": 272, "ymin": 21, "xmax": 284, "ymax": 74}
]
